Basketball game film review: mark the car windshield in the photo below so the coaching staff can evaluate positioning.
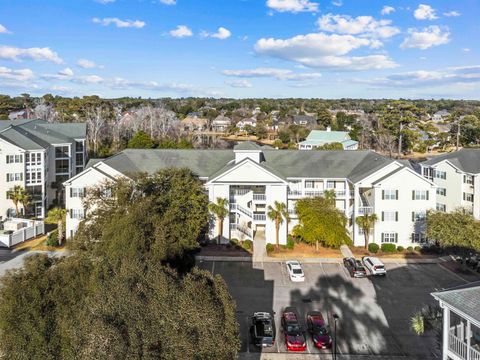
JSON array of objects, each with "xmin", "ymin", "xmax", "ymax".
[
  {"xmin": 376, "ymin": 265, "xmax": 385, "ymax": 269},
  {"xmin": 287, "ymin": 325, "xmax": 301, "ymax": 334},
  {"xmin": 255, "ymin": 322, "xmax": 273, "ymax": 337},
  {"xmin": 292, "ymin": 269, "xmax": 303, "ymax": 274},
  {"xmin": 355, "ymin": 261, "xmax": 364, "ymax": 268},
  {"xmin": 312, "ymin": 325, "xmax": 328, "ymax": 335}
]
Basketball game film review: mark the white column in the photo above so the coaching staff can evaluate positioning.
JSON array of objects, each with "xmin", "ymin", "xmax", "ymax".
[
  {"xmin": 352, "ymin": 185, "xmax": 360, "ymax": 246},
  {"xmin": 467, "ymin": 320, "xmax": 471, "ymax": 360},
  {"xmin": 442, "ymin": 305, "xmax": 450, "ymax": 360}
]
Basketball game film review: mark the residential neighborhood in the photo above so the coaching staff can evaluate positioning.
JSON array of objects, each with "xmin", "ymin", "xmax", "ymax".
[{"xmin": 1, "ymin": 0, "xmax": 480, "ymax": 359}]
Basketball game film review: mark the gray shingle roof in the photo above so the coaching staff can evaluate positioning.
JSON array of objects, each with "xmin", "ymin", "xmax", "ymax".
[
  {"xmin": 234, "ymin": 141, "xmax": 262, "ymax": 151},
  {"xmin": 432, "ymin": 285, "xmax": 480, "ymax": 324},
  {"xmin": 423, "ymin": 149, "xmax": 480, "ymax": 174},
  {"xmin": 97, "ymin": 147, "xmax": 395, "ymax": 182}
]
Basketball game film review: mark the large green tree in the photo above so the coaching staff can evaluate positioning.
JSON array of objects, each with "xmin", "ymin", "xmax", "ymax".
[
  {"xmin": 127, "ymin": 130, "xmax": 155, "ymax": 149},
  {"xmin": 294, "ymin": 196, "xmax": 351, "ymax": 250}
]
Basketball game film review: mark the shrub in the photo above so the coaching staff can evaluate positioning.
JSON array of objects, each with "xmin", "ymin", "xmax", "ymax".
[
  {"xmin": 280, "ymin": 245, "xmax": 287, "ymax": 250},
  {"xmin": 397, "ymin": 246, "xmax": 405, "ymax": 252},
  {"xmin": 407, "ymin": 246, "xmax": 414, "ymax": 252},
  {"xmin": 229, "ymin": 238, "xmax": 239, "ymax": 246},
  {"xmin": 287, "ymin": 235, "xmax": 295, "ymax": 250},
  {"xmin": 243, "ymin": 239, "xmax": 253, "ymax": 250},
  {"xmin": 266, "ymin": 243, "xmax": 275, "ymax": 253},
  {"xmin": 46, "ymin": 230, "xmax": 59, "ymax": 247},
  {"xmin": 381, "ymin": 243, "xmax": 397, "ymax": 253},
  {"xmin": 368, "ymin": 243, "xmax": 379, "ymax": 253},
  {"xmin": 414, "ymin": 246, "xmax": 422, "ymax": 252}
]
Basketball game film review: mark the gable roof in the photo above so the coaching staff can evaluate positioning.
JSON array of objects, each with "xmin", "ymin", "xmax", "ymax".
[
  {"xmin": 422, "ymin": 149, "xmax": 480, "ymax": 174},
  {"xmin": 432, "ymin": 285, "xmax": 480, "ymax": 324},
  {"xmin": 234, "ymin": 141, "xmax": 262, "ymax": 151},
  {"xmin": 305, "ymin": 130, "xmax": 351, "ymax": 142}
]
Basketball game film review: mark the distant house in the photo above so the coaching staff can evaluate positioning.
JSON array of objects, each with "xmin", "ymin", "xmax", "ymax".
[
  {"xmin": 211, "ymin": 115, "xmax": 231, "ymax": 132},
  {"xmin": 8, "ymin": 110, "xmax": 29, "ymax": 121},
  {"xmin": 293, "ymin": 115, "xmax": 317, "ymax": 127},
  {"xmin": 237, "ymin": 118, "xmax": 257, "ymax": 130},
  {"xmin": 181, "ymin": 116, "xmax": 207, "ymax": 132},
  {"xmin": 433, "ymin": 110, "xmax": 451, "ymax": 122},
  {"xmin": 298, "ymin": 128, "xmax": 358, "ymax": 150}
]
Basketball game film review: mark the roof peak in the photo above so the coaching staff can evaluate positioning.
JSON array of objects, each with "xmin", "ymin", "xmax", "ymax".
[{"xmin": 233, "ymin": 141, "xmax": 263, "ymax": 151}]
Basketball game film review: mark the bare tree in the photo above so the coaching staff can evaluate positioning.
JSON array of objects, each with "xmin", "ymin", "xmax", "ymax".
[
  {"xmin": 33, "ymin": 101, "xmax": 59, "ymax": 123},
  {"xmin": 85, "ymin": 106, "xmax": 108, "ymax": 156}
]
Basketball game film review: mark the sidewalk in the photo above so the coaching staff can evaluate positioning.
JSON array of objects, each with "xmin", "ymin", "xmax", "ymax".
[{"xmin": 0, "ymin": 250, "xmax": 66, "ymax": 277}]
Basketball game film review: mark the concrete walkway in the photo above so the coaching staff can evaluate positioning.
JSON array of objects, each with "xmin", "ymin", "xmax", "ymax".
[
  {"xmin": 340, "ymin": 244, "xmax": 354, "ymax": 258},
  {"xmin": 252, "ymin": 235, "xmax": 266, "ymax": 269},
  {"xmin": 0, "ymin": 250, "xmax": 66, "ymax": 277}
]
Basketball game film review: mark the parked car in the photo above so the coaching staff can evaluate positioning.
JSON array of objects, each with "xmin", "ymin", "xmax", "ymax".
[
  {"xmin": 343, "ymin": 257, "xmax": 367, "ymax": 278},
  {"xmin": 250, "ymin": 312, "xmax": 276, "ymax": 348},
  {"xmin": 281, "ymin": 307, "xmax": 306, "ymax": 351},
  {"xmin": 306, "ymin": 311, "xmax": 332, "ymax": 349},
  {"xmin": 362, "ymin": 256, "xmax": 387, "ymax": 276},
  {"xmin": 286, "ymin": 261, "xmax": 305, "ymax": 282}
]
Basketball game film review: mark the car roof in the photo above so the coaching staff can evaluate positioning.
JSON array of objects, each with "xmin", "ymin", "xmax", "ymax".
[
  {"xmin": 286, "ymin": 260, "xmax": 301, "ymax": 266},
  {"xmin": 364, "ymin": 256, "xmax": 384, "ymax": 265}
]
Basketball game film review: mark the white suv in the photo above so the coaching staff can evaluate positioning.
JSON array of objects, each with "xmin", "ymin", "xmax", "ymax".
[
  {"xmin": 362, "ymin": 256, "xmax": 386, "ymax": 276},
  {"xmin": 286, "ymin": 261, "xmax": 305, "ymax": 282}
]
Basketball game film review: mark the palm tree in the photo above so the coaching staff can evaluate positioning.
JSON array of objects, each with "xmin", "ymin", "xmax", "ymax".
[
  {"xmin": 267, "ymin": 201, "xmax": 290, "ymax": 250},
  {"xmin": 45, "ymin": 207, "xmax": 67, "ymax": 246},
  {"xmin": 355, "ymin": 213, "xmax": 378, "ymax": 249},
  {"xmin": 7, "ymin": 185, "xmax": 26, "ymax": 217},
  {"xmin": 208, "ymin": 198, "xmax": 229, "ymax": 244},
  {"xmin": 323, "ymin": 189, "xmax": 336, "ymax": 206},
  {"xmin": 20, "ymin": 192, "xmax": 30, "ymax": 217},
  {"xmin": 410, "ymin": 304, "xmax": 442, "ymax": 335}
]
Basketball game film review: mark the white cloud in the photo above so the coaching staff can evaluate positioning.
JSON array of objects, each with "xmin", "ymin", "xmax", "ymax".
[
  {"xmin": 58, "ymin": 67, "xmax": 74, "ymax": 77},
  {"xmin": 77, "ymin": 58, "xmax": 104, "ymax": 69},
  {"xmin": 255, "ymin": 32, "xmax": 397, "ymax": 70},
  {"xmin": 332, "ymin": 1, "xmax": 342, "ymax": 7},
  {"xmin": 92, "ymin": 17, "xmax": 145, "ymax": 28},
  {"xmin": 74, "ymin": 75, "xmax": 104, "ymax": 84},
  {"xmin": 0, "ymin": 66, "xmax": 34, "ymax": 81},
  {"xmin": 95, "ymin": 0, "xmax": 115, "ymax": 4},
  {"xmin": 222, "ymin": 67, "xmax": 322, "ymax": 80},
  {"xmin": 225, "ymin": 79, "xmax": 253, "ymax": 88},
  {"xmin": 159, "ymin": 0, "xmax": 176, "ymax": 4},
  {"xmin": 169, "ymin": 25, "xmax": 193, "ymax": 38},
  {"xmin": 317, "ymin": 13, "xmax": 400, "ymax": 39},
  {"xmin": 0, "ymin": 24, "xmax": 10, "ymax": 34},
  {"xmin": 201, "ymin": 27, "xmax": 231, "ymax": 39},
  {"xmin": 414, "ymin": 4, "xmax": 438, "ymax": 20},
  {"xmin": 266, "ymin": 0, "xmax": 318, "ymax": 13},
  {"xmin": 401, "ymin": 26, "xmax": 450, "ymax": 50},
  {"xmin": 0, "ymin": 46, "xmax": 63, "ymax": 63},
  {"xmin": 463, "ymin": 48, "xmax": 471, "ymax": 52},
  {"xmin": 381, "ymin": 6, "xmax": 395, "ymax": 15},
  {"xmin": 443, "ymin": 11, "xmax": 460, "ymax": 17}
]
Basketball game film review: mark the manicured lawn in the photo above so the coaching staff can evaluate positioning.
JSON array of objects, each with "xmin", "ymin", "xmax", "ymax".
[{"xmin": 13, "ymin": 235, "xmax": 66, "ymax": 252}]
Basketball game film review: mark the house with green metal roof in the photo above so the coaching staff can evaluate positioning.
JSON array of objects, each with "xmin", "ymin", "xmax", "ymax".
[
  {"xmin": 64, "ymin": 141, "xmax": 436, "ymax": 249},
  {"xmin": 298, "ymin": 128, "xmax": 359, "ymax": 150},
  {"xmin": 0, "ymin": 119, "xmax": 87, "ymax": 220}
]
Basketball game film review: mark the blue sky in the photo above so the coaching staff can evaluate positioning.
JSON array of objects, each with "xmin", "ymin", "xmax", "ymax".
[{"xmin": 0, "ymin": 0, "xmax": 479, "ymax": 99}]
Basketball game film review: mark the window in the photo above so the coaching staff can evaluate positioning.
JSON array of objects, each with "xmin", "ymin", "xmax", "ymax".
[
  {"xmin": 412, "ymin": 190, "xmax": 429, "ymax": 200},
  {"xmin": 358, "ymin": 227, "xmax": 364, "ymax": 235},
  {"xmin": 55, "ymin": 146, "xmax": 69, "ymax": 158},
  {"xmin": 412, "ymin": 211, "xmax": 426, "ymax": 221},
  {"xmin": 382, "ymin": 211, "xmax": 398, "ymax": 222},
  {"xmin": 436, "ymin": 188, "xmax": 446, "ymax": 196},
  {"xmin": 411, "ymin": 233, "xmax": 427, "ymax": 243},
  {"xmin": 305, "ymin": 181, "xmax": 314, "ymax": 189},
  {"xmin": 433, "ymin": 170, "xmax": 446, "ymax": 179},
  {"xmin": 75, "ymin": 141, "xmax": 84, "ymax": 153},
  {"xmin": 464, "ymin": 175, "xmax": 474, "ymax": 185},
  {"xmin": 382, "ymin": 189, "xmax": 398, "ymax": 200},
  {"xmin": 26, "ymin": 152, "xmax": 42, "ymax": 166},
  {"xmin": 55, "ymin": 159, "xmax": 70, "ymax": 174},
  {"xmin": 463, "ymin": 193, "xmax": 474, "ymax": 202},
  {"xmin": 326, "ymin": 181, "xmax": 335, "ymax": 189},
  {"xmin": 6, "ymin": 173, "xmax": 23, "ymax": 182},
  {"xmin": 6, "ymin": 154, "xmax": 23, "ymax": 163},
  {"xmin": 381, "ymin": 232, "xmax": 398, "ymax": 243},
  {"xmin": 70, "ymin": 209, "xmax": 84, "ymax": 220},
  {"xmin": 70, "ymin": 187, "xmax": 85, "ymax": 198},
  {"xmin": 436, "ymin": 203, "xmax": 446, "ymax": 212},
  {"xmin": 75, "ymin": 152, "xmax": 84, "ymax": 166}
]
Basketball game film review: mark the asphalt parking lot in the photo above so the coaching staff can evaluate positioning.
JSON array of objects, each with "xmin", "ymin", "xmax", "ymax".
[{"xmin": 197, "ymin": 260, "xmax": 479, "ymax": 359}]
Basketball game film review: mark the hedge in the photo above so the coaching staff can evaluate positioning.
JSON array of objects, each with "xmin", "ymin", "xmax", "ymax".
[
  {"xmin": 381, "ymin": 243, "xmax": 396, "ymax": 253},
  {"xmin": 397, "ymin": 246, "xmax": 404, "ymax": 252},
  {"xmin": 286, "ymin": 235, "xmax": 295, "ymax": 250},
  {"xmin": 414, "ymin": 246, "xmax": 422, "ymax": 252},
  {"xmin": 243, "ymin": 239, "xmax": 253, "ymax": 250},
  {"xmin": 407, "ymin": 246, "xmax": 414, "ymax": 252},
  {"xmin": 46, "ymin": 230, "xmax": 59, "ymax": 247},
  {"xmin": 368, "ymin": 243, "xmax": 379, "ymax": 253},
  {"xmin": 266, "ymin": 243, "xmax": 275, "ymax": 253}
]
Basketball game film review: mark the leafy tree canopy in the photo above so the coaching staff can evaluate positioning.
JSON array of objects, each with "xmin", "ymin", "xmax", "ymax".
[{"xmin": 127, "ymin": 130, "xmax": 155, "ymax": 149}]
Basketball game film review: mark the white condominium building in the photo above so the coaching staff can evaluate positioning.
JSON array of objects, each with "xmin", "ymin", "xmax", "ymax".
[
  {"xmin": 421, "ymin": 149, "xmax": 480, "ymax": 219},
  {"xmin": 65, "ymin": 142, "xmax": 436, "ymax": 247},
  {"xmin": 0, "ymin": 119, "xmax": 87, "ymax": 219}
]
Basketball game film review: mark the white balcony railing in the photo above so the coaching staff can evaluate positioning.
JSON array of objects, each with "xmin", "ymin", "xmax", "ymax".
[
  {"xmin": 253, "ymin": 194, "xmax": 266, "ymax": 201},
  {"xmin": 230, "ymin": 203, "xmax": 253, "ymax": 218},
  {"xmin": 471, "ymin": 347, "xmax": 480, "ymax": 360},
  {"xmin": 232, "ymin": 189, "xmax": 251, "ymax": 196},
  {"xmin": 358, "ymin": 206, "xmax": 374, "ymax": 215},
  {"xmin": 449, "ymin": 333, "xmax": 468, "ymax": 359},
  {"xmin": 288, "ymin": 189, "xmax": 302, "ymax": 196},
  {"xmin": 304, "ymin": 190, "xmax": 324, "ymax": 197},
  {"xmin": 230, "ymin": 223, "xmax": 253, "ymax": 237},
  {"xmin": 253, "ymin": 214, "xmax": 266, "ymax": 221}
]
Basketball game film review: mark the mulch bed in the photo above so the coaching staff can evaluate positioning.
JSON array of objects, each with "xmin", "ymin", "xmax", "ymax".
[{"xmin": 197, "ymin": 244, "xmax": 252, "ymax": 257}]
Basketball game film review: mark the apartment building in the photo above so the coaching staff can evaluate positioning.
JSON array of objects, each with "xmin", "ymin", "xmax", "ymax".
[
  {"xmin": 65, "ymin": 142, "xmax": 435, "ymax": 247},
  {"xmin": 0, "ymin": 119, "xmax": 87, "ymax": 219},
  {"xmin": 420, "ymin": 149, "xmax": 480, "ymax": 219}
]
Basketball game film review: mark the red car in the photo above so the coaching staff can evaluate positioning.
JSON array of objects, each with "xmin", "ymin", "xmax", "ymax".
[
  {"xmin": 307, "ymin": 311, "xmax": 332, "ymax": 349},
  {"xmin": 281, "ymin": 307, "xmax": 306, "ymax": 352}
]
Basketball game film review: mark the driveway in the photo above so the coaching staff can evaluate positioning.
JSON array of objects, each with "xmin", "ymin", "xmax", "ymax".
[{"xmin": 197, "ymin": 259, "xmax": 479, "ymax": 359}]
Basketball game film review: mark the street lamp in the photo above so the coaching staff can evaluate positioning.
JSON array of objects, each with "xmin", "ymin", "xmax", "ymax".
[{"xmin": 333, "ymin": 313, "xmax": 339, "ymax": 360}]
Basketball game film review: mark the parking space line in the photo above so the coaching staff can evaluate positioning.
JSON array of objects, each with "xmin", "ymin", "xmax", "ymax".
[{"xmin": 437, "ymin": 263, "xmax": 469, "ymax": 283}]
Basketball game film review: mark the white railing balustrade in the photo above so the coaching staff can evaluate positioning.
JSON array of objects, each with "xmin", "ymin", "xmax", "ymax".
[
  {"xmin": 304, "ymin": 190, "xmax": 324, "ymax": 197},
  {"xmin": 358, "ymin": 206, "xmax": 374, "ymax": 215},
  {"xmin": 288, "ymin": 189, "xmax": 302, "ymax": 196},
  {"xmin": 253, "ymin": 194, "xmax": 266, "ymax": 201},
  {"xmin": 233, "ymin": 189, "xmax": 251, "ymax": 196},
  {"xmin": 471, "ymin": 347, "xmax": 480, "ymax": 360},
  {"xmin": 449, "ymin": 333, "xmax": 468, "ymax": 359},
  {"xmin": 230, "ymin": 223, "xmax": 253, "ymax": 237},
  {"xmin": 253, "ymin": 214, "xmax": 266, "ymax": 221}
]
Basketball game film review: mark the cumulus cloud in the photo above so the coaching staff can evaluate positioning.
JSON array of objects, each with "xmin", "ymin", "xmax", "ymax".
[
  {"xmin": 332, "ymin": 1, "xmax": 342, "ymax": 7},
  {"xmin": 401, "ymin": 26, "xmax": 450, "ymax": 50},
  {"xmin": 317, "ymin": 13, "xmax": 400, "ymax": 39},
  {"xmin": 0, "ymin": 24, "xmax": 10, "ymax": 34},
  {"xmin": 77, "ymin": 58, "xmax": 104, "ymax": 69},
  {"xmin": 201, "ymin": 27, "xmax": 231, "ymax": 39},
  {"xmin": 0, "ymin": 46, "xmax": 63, "ymax": 63},
  {"xmin": 58, "ymin": 67, "xmax": 74, "ymax": 77},
  {"xmin": 222, "ymin": 67, "xmax": 322, "ymax": 81},
  {"xmin": 266, "ymin": 0, "xmax": 318, "ymax": 13},
  {"xmin": 92, "ymin": 17, "xmax": 145, "ymax": 28},
  {"xmin": 414, "ymin": 4, "xmax": 438, "ymax": 20},
  {"xmin": 443, "ymin": 11, "xmax": 460, "ymax": 17},
  {"xmin": 0, "ymin": 66, "xmax": 34, "ymax": 81},
  {"xmin": 381, "ymin": 6, "xmax": 395, "ymax": 15},
  {"xmin": 95, "ymin": 0, "xmax": 115, "ymax": 4},
  {"xmin": 255, "ymin": 32, "xmax": 397, "ymax": 70},
  {"xmin": 225, "ymin": 79, "xmax": 253, "ymax": 88},
  {"xmin": 169, "ymin": 25, "xmax": 193, "ymax": 38},
  {"xmin": 159, "ymin": 0, "xmax": 176, "ymax": 4}
]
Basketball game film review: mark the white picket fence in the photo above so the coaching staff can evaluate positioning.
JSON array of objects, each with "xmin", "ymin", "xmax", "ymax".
[{"xmin": 0, "ymin": 219, "xmax": 45, "ymax": 248}]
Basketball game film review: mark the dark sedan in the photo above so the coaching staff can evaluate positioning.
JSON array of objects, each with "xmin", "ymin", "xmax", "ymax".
[
  {"xmin": 306, "ymin": 311, "xmax": 332, "ymax": 349},
  {"xmin": 343, "ymin": 257, "xmax": 367, "ymax": 278}
]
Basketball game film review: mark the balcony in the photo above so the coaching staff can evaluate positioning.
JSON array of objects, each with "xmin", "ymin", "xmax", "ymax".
[
  {"xmin": 252, "ymin": 193, "xmax": 266, "ymax": 202},
  {"xmin": 230, "ymin": 223, "xmax": 253, "ymax": 238},
  {"xmin": 288, "ymin": 189, "xmax": 302, "ymax": 197},
  {"xmin": 449, "ymin": 330, "xmax": 480, "ymax": 360},
  {"xmin": 230, "ymin": 203, "xmax": 253, "ymax": 218},
  {"xmin": 358, "ymin": 206, "xmax": 374, "ymax": 215},
  {"xmin": 253, "ymin": 213, "xmax": 266, "ymax": 222},
  {"xmin": 304, "ymin": 190, "xmax": 324, "ymax": 197}
]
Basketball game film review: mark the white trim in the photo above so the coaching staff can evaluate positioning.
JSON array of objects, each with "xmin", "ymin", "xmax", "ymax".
[
  {"xmin": 373, "ymin": 166, "xmax": 437, "ymax": 188},
  {"xmin": 63, "ymin": 164, "xmax": 117, "ymax": 186}
]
